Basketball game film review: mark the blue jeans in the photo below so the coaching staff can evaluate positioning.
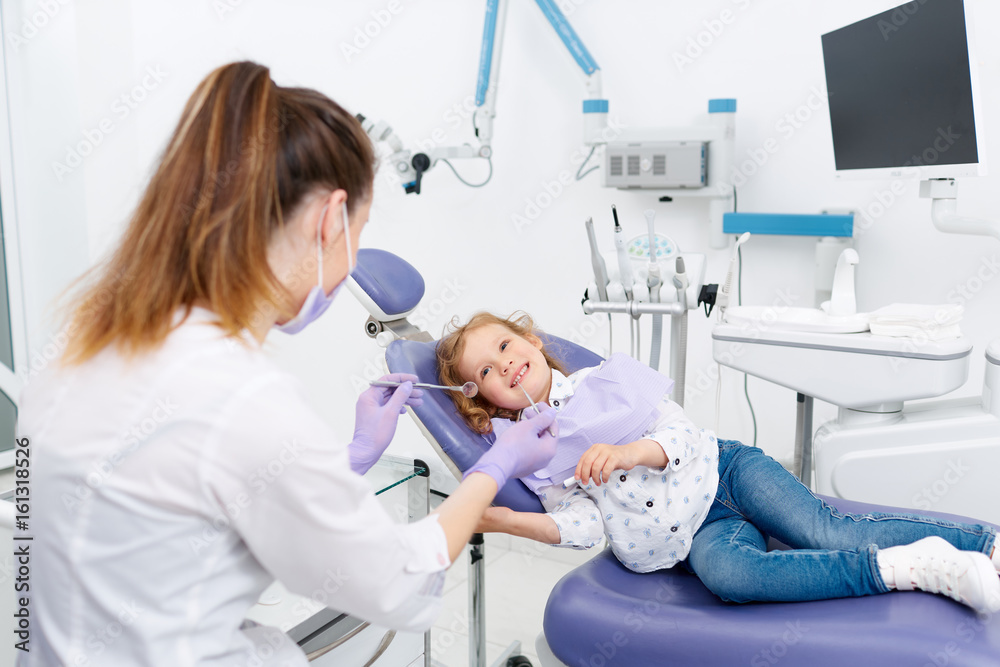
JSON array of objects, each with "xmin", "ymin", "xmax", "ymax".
[{"xmin": 685, "ymin": 440, "xmax": 996, "ymax": 603}]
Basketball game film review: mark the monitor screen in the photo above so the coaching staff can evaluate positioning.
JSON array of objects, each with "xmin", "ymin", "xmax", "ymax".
[{"xmin": 822, "ymin": 0, "xmax": 980, "ymax": 177}]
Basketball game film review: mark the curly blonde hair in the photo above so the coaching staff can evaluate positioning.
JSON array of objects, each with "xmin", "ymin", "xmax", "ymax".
[{"xmin": 436, "ymin": 311, "xmax": 566, "ymax": 435}]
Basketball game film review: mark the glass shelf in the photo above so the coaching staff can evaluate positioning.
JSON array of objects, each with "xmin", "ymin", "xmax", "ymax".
[{"xmin": 367, "ymin": 455, "xmax": 427, "ymax": 496}]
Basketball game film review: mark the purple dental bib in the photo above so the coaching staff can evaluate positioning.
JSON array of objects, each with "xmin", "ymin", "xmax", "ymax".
[{"xmin": 491, "ymin": 353, "xmax": 674, "ymax": 493}]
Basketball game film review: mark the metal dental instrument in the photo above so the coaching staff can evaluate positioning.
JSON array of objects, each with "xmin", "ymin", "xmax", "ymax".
[
  {"xmin": 370, "ymin": 379, "xmax": 479, "ymax": 398},
  {"xmin": 585, "ymin": 216, "xmax": 609, "ymax": 301},
  {"xmin": 612, "ymin": 204, "xmax": 634, "ymax": 301},
  {"xmin": 584, "ymin": 215, "xmax": 613, "ymax": 353},
  {"xmin": 518, "ymin": 381, "xmax": 557, "ymax": 437}
]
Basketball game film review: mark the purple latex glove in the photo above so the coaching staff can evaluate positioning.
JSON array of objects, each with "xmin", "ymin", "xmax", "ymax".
[
  {"xmin": 463, "ymin": 407, "xmax": 559, "ymax": 490},
  {"xmin": 349, "ymin": 373, "xmax": 425, "ymax": 474}
]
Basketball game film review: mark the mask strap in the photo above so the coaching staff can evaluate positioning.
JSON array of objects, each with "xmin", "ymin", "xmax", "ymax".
[
  {"xmin": 342, "ymin": 201, "xmax": 354, "ymax": 274},
  {"xmin": 316, "ymin": 204, "xmax": 328, "ymax": 289}
]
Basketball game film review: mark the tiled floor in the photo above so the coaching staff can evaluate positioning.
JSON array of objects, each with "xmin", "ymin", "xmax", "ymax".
[{"xmin": 429, "ymin": 532, "xmax": 604, "ymax": 667}]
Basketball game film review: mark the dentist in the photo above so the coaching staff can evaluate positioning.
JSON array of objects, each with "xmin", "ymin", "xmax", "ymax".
[{"xmin": 17, "ymin": 61, "xmax": 558, "ymax": 666}]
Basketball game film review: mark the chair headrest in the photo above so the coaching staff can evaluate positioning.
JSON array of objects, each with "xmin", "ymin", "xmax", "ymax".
[{"xmin": 349, "ymin": 249, "xmax": 425, "ymax": 319}]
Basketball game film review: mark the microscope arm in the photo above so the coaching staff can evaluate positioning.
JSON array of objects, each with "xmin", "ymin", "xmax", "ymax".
[{"xmin": 361, "ymin": 0, "xmax": 609, "ymax": 194}]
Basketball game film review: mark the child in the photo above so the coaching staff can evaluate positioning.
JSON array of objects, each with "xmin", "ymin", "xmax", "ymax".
[{"xmin": 436, "ymin": 311, "xmax": 1000, "ymax": 612}]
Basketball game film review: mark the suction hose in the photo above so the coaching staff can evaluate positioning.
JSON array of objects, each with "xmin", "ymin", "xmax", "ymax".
[{"xmin": 670, "ymin": 256, "xmax": 689, "ymax": 407}]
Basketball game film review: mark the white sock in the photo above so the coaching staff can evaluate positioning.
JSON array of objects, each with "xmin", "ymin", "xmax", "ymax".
[
  {"xmin": 877, "ymin": 551, "xmax": 899, "ymax": 590},
  {"xmin": 992, "ymin": 542, "xmax": 1000, "ymax": 572}
]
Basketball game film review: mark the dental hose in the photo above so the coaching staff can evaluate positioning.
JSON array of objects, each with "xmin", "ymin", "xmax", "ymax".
[
  {"xmin": 644, "ymin": 209, "xmax": 662, "ymax": 371},
  {"xmin": 670, "ymin": 310, "xmax": 687, "ymax": 408},
  {"xmin": 633, "ymin": 318, "xmax": 640, "ymax": 361},
  {"xmin": 649, "ymin": 312, "xmax": 662, "ymax": 371},
  {"xmin": 671, "ymin": 256, "xmax": 689, "ymax": 408}
]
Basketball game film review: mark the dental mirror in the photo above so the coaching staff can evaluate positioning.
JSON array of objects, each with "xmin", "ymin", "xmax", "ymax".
[{"xmin": 370, "ymin": 379, "xmax": 478, "ymax": 398}]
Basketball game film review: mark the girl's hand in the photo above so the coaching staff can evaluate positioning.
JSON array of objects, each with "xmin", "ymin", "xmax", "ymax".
[
  {"xmin": 574, "ymin": 439, "xmax": 668, "ymax": 486},
  {"xmin": 574, "ymin": 443, "xmax": 639, "ymax": 486}
]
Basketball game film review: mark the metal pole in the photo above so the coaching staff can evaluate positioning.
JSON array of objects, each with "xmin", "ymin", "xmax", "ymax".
[
  {"xmin": 794, "ymin": 394, "xmax": 814, "ymax": 487},
  {"xmin": 468, "ymin": 533, "xmax": 486, "ymax": 667}
]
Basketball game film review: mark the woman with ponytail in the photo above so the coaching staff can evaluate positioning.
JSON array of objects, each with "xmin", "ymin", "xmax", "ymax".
[{"xmin": 17, "ymin": 62, "xmax": 558, "ymax": 666}]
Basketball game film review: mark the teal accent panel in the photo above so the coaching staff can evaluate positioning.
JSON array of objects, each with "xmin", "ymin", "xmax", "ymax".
[{"xmin": 723, "ymin": 212, "xmax": 854, "ymax": 237}]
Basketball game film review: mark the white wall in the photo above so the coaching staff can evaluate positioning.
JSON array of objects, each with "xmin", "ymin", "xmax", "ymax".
[{"xmin": 8, "ymin": 0, "xmax": 1000, "ymax": 489}]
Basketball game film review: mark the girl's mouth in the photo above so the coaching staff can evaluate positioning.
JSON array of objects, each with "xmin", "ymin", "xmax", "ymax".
[{"xmin": 511, "ymin": 363, "xmax": 528, "ymax": 388}]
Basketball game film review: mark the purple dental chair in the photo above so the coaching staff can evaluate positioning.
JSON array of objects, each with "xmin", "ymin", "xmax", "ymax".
[{"xmin": 352, "ymin": 249, "xmax": 1000, "ymax": 667}]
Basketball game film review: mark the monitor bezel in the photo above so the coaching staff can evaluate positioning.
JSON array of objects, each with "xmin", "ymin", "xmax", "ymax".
[{"xmin": 822, "ymin": 0, "xmax": 987, "ymax": 181}]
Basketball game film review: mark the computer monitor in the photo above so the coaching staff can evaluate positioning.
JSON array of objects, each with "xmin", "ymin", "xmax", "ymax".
[{"xmin": 821, "ymin": 0, "xmax": 983, "ymax": 180}]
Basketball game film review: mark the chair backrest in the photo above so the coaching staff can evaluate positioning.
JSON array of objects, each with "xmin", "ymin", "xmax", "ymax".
[{"xmin": 385, "ymin": 334, "xmax": 604, "ymax": 512}]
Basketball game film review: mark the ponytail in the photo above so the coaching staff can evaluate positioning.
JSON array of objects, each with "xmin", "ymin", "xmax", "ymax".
[{"xmin": 59, "ymin": 61, "xmax": 375, "ymax": 365}]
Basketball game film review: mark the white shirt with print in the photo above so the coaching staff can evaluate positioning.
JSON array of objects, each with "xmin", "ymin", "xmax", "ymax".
[{"xmin": 527, "ymin": 365, "xmax": 720, "ymax": 573}]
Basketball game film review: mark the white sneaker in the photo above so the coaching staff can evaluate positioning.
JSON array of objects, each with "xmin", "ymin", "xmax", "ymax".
[{"xmin": 879, "ymin": 536, "xmax": 1000, "ymax": 614}]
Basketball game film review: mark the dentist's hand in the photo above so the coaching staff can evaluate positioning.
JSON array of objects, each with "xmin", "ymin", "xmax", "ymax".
[
  {"xmin": 463, "ymin": 407, "xmax": 559, "ymax": 490},
  {"xmin": 349, "ymin": 373, "xmax": 425, "ymax": 474}
]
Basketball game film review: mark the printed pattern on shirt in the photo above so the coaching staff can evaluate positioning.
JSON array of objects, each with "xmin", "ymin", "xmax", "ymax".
[{"xmin": 533, "ymin": 365, "xmax": 721, "ymax": 573}]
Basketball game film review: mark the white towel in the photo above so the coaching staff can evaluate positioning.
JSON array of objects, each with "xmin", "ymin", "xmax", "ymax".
[{"xmin": 868, "ymin": 303, "xmax": 963, "ymax": 340}]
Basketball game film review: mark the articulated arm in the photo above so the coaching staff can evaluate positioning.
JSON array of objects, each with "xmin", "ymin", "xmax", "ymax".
[{"xmin": 359, "ymin": 0, "xmax": 608, "ymax": 195}]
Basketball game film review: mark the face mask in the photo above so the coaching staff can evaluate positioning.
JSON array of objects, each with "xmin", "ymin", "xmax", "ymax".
[{"xmin": 275, "ymin": 201, "xmax": 354, "ymax": 335}]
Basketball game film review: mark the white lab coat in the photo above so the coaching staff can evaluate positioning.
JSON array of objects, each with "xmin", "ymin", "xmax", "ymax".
[{"xmin": 16, "ymin": 306, "xmax": 450, "ymax": 666}]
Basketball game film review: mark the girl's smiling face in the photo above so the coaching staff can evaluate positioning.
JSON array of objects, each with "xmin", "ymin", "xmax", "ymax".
[{"xmin": 457, "ymin": 323, "xmax": 553, "ymax": 411}]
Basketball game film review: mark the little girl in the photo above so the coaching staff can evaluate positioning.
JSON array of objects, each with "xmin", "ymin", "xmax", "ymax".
[{"xmin": 436, "ymin": 311, "xmax": 1000, "ymax": 612}]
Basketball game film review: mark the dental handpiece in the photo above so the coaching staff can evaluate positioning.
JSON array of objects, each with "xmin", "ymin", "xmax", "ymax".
[
  {"xmin": 718, "ymin": 232, "xmax": 751, "ymax": 319},
  {"xmin": 612, "ymin": 205, "xmax": 634, "ymax": 298},
  {"xmin": 643, "ymin": 208, "xmax": 660, "ymax": 291},
  {"xmin": 584, "ymin": 217, "xmax": 609, "ymax": 302}
]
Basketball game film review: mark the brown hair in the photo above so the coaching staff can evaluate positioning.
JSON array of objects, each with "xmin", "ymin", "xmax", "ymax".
[
  {"xmin": 436, "ymin": 311, "xmax": 566, "ymax": 434},
  {"xmin": 58, "ymin": 60, "xmax": 375, "ymax": 365}
]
